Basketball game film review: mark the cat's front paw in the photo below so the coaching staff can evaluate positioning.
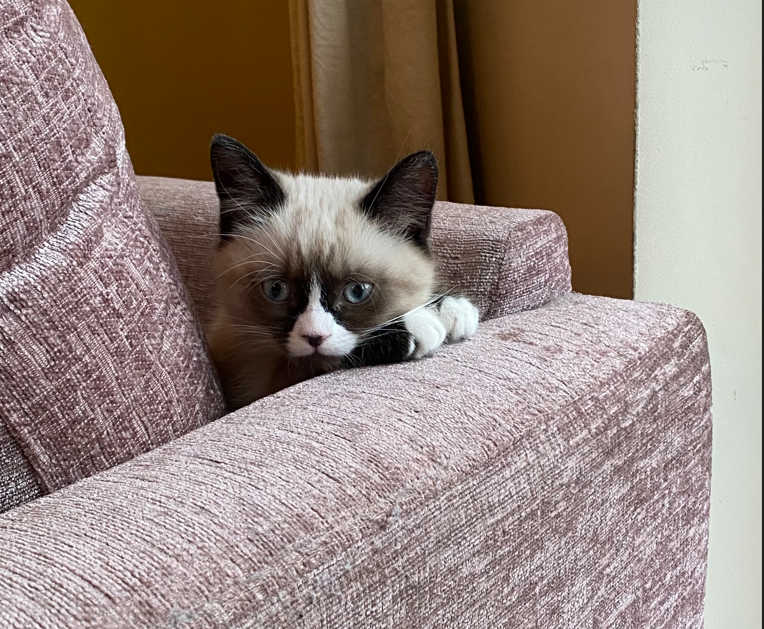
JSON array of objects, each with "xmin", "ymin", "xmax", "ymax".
[
  {"xmin": 438, "ymin": 296, "xmax": 479, "ymax": 342},
  {"xmin": 403, "ymin": 307, "xmax": 447, "ymax": 359}
]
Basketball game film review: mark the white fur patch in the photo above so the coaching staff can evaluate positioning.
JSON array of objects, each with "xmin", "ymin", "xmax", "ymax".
[
  {"xmin": 288, "ymin": 286, "xmax": 359, "ymax": 357},
  {"xmin": 438, "ymin": 296, "xmax": 479, "ymax": 342},
  {"xmin": 403, "ymin": 307, "xmax": 447, "ymax": 359}
]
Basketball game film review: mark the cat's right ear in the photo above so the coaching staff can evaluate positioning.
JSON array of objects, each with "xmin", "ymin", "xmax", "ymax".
[
  {"xmin": 360, "ymin": 151, "xmax": 438, "ymax": 249},
  {"xmin": 210, "ymin": 134, "xmax": 285, "ymax": 240}
]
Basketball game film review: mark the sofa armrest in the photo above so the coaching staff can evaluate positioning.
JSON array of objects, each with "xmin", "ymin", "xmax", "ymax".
[
  {"xmin": 0, "ymin": 294, "xmax": 711, "ymax": 628},
  {"xmin": 431, "ymin": 201, "xmax": 571, "ymax": 319},
  {"xmin": 137, "ymin": 176, "xmax": 571, "ymax": 325}
]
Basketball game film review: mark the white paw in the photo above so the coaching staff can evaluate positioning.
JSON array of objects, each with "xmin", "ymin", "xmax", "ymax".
[
  {"xmin": 438, "ymin": 296, "xmax": 479, "ymax": 342},
  {"xmin": 403, "ymin": 307, "xmax": 447, "ymax": 359}
]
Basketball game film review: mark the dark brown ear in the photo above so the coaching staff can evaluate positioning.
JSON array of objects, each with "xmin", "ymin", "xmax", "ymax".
[
  {"xmin": 360, "ymin": 150, "xmax": 439, "ymax": 249},
  {"xmin": 210, "ymin": 134, "xmax": 285, "ymax": 240}
]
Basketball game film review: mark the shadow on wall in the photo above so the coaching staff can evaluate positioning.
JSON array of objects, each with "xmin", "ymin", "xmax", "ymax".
[{"xmin": 69, "ymin": 0, "xmax": 296, "ymax": 180}]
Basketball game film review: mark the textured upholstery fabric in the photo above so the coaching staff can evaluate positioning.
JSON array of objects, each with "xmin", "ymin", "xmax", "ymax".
[
  {"xmin": 136, "ymin": 177, "xmax": 222, "ymax": 327},
  {"xmin": 431, "ymin": 201, "xmax": 571, "ymax": 320},
  {"xmin": 0, "ymin": 424, "xmax": 40, "ymax": 513},
  {"xmin": 0, "ymin": 294, "xmax": 712, "ymax": 628},
  {"xmin": 0, "ymin": 0, "xmax": 224, "ymax": 503},
  {"xmin": 137, "ymin": 176, "xmax": 572, "ymax": 327}
]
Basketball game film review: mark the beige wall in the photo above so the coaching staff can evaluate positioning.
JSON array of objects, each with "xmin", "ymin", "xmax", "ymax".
[
  {"xmin": 454, "ymin": 1, "xmax": 637, "ymax": 298},
  {"xmin": 634, "ymin": 0, "xmax": 762, "ymax": 625},
  {"xmin": 69, "ymin": 0, "xmax": 296, "ymax": 181}
]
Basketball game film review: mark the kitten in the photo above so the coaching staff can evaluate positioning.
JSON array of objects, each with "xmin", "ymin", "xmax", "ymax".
[{"xmin": 207, "ymin": 135, "xmax": 479, "ymax": 409}]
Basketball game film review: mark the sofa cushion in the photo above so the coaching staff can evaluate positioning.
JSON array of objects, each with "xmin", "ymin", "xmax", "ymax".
[
  {"xmin": 0, "ymin": 0, "xmax": 224, "ymax": 508},
  {"xmin": 0, "ymin": 295, "xmax": 712, "ymax": 627}
]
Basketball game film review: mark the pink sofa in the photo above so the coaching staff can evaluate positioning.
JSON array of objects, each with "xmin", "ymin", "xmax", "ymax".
[
  {"xmin": 0, "ymin": 191, "xmax": 714, "ymax": 627},
  {"xmin": 0, "ymin": 1, "xmax": 712, "ymax": 627}
]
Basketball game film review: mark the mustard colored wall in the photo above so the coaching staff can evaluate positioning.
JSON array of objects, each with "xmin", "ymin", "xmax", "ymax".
[
  {"xmin": 69, "ymin": 0, "xmax": 296, "ymax": 181},
  {"xmin": 454, "ymin": 1, "xmax": 637, "ymax": 299},
  {"xmin": 71, "ymin": 0, "xmax": 636, "ymax": 299}
]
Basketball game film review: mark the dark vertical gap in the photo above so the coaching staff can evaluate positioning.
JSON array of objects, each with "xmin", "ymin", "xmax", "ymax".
[{"xmin": 451, "ymin": 0, "xmax": 486, "ymax": 206}]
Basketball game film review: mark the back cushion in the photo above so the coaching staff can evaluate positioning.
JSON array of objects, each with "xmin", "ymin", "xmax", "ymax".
[{"xmin": 0, "ymin": 0, "xmax": 225, "ymax": 511}]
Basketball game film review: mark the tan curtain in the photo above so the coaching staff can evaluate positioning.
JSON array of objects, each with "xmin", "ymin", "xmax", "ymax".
[{"xmin": 288, "ymin": 0, "xmax": 474, "ymax": 202}]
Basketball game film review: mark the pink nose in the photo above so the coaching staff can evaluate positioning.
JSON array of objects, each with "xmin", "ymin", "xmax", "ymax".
[{"xmin": 303, "ymin": 335, "xmax": 326, "ymax": 348}]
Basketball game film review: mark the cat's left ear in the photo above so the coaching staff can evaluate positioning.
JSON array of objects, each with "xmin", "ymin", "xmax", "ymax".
[
  {"xmin": 361, "ymin": 151, "xmax": 438, "ymax": 249},
  {"xmin": 210, "ymin": 134, "xmax": 285, "ymax": 241}
]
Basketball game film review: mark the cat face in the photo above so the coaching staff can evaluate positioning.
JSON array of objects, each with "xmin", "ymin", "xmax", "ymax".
[{"xmin": 209, "ymin": 135, "xmax": 438, "ymax": 365}]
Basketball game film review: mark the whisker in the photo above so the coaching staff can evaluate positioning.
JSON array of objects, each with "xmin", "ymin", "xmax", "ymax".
[
  {"xmin": 361, "ymin": 291, "xmax": 450, "ymax": 333},
  {"xmin": 229, "ymin": 266, "xmax": 280, "ymax": 290},
  {"xmin": 214, "ymin": 259, "xmax": 280, "ymax": 281},
  {"xmin": 221, "ymin": 316, "xmax": 284, "ymax": 332},
  {"xmin": 213, "ymin": 325, "xmax": 281, "ymax": 338}
]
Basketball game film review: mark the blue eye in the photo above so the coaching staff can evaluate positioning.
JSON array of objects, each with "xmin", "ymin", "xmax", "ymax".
[
  {"xmin": 262, "ymin": 279, "xmax": 291, "ymax": 302},
  {"xmin": 343, "ymin": 282, "xmax": 373, "ymax": 304}
]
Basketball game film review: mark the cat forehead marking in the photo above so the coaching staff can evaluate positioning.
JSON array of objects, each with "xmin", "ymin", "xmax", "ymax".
[{"xmin": 264, "ymin": 173, "xmax": 408, "ymax": 269}]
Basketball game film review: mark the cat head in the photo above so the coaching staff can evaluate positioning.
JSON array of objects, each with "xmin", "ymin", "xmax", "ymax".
[{"xmin": 209, "ymin": 134, "xmax": 439, "ymax": 364}]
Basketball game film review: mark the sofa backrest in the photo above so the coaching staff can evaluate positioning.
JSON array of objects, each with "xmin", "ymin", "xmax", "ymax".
[{"xmin": 0, "ymin": 0, "xmax": 225, "ymax": 512}]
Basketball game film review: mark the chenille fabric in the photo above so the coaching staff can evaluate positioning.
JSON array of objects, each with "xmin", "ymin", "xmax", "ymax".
[
  {"xmin": 137, "ymin": 176, "xmax": 572, "ymax": 328},
  {"xmin": 0, "ymin": 0, "xmax": 224, "ymax": 508},
  {"xmin": 0, "ymin": 423, "xmax": 40, "ymax": 513},
  {"xmin": 0, "ymin": 294, "xmax": 712, "ymax": 628}
]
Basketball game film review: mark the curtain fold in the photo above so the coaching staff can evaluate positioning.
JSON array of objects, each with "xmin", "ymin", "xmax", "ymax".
[{"xmin": 288, "ymin": 0, "xmax": 474, "ymax": 202}]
